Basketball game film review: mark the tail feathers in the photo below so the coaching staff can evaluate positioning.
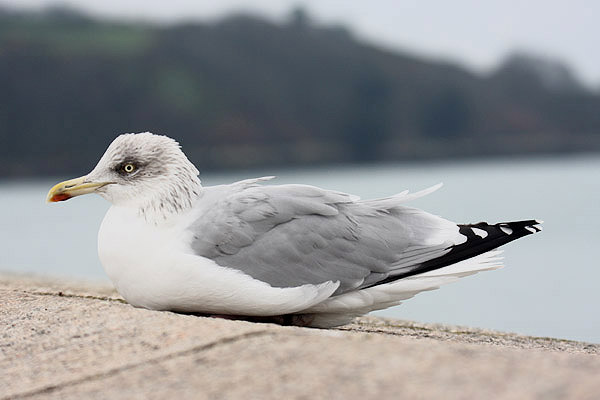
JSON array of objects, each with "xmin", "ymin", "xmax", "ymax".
[
  {"xmin": 307, "ymin": 250, "xmax": 504, "ymax": 318},
  {"xmin": 304, "ymin": 220, "xmax": 541, "ymax": 328},
  {"xmin": 414, "ymin": 249, "xmax": 503, "ymax": 278}
]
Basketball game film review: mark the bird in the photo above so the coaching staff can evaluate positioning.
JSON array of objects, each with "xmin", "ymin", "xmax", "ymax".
[{"xmin": 47, "ymin": 132, "xmax": 541, "ymax": 327}]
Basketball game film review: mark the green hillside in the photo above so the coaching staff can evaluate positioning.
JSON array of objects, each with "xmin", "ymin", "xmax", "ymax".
[{"xmin": 1, "ymin": 7, "xmax": 599, "ymax": 177}]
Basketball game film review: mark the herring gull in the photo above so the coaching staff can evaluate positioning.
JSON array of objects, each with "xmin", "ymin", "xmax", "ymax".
[{"xmin": 46, "ymin": 132, "xmax": 541, "ymax": 327}]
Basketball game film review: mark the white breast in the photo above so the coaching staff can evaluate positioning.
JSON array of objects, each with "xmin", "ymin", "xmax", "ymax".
[{"xmin": 97, "ymin": 206, "xmax": 337, "ymax": 315}]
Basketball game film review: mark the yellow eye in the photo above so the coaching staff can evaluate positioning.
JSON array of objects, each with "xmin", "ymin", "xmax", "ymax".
[{"xmin": 122, "ymin": 163, "xmax": 136, "ymax": 173}]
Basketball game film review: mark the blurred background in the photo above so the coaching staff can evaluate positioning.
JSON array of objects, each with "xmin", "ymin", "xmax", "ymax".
[{"xmin": 0, "ymin": 1, "xmax": 598, "ymax": 342}]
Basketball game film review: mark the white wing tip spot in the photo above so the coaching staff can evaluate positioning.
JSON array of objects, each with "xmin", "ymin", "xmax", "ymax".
[
  {"xmin": 499, "ymin": 226, "xmax": 513, "ymax": 235},
  {"xmin": 525, "ymin": 226, "xmax": 537, "ymax": 234},
  {"xmin": 471, "ymin": 227, "xmax": 488, "ymax": 239}
]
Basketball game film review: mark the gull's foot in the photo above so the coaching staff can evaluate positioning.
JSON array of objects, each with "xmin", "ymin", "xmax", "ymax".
[
  {"xmin": 189, "ymin": 312, "xmax": 316, "ymax": 327},
  {"xmin": 252, "ymin": 314, "xmax": 316, "ymax": 327}
]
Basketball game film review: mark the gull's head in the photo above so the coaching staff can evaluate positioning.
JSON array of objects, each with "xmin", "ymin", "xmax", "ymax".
[{"xmin": 47, "ymin": 132, "xmax": 201, "ymax": 218}]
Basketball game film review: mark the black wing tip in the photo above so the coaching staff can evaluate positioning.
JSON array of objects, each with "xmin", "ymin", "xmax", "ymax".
[
  {"xmin": 463, "ymin": 219, "xmax": 543, "ymax": 239},
  {"xmin": 363, "ymin": 219, "xmax": 542, "ymax": 289},
  {"xmin": 449, "ymin": 219, "xmax": 542, "ymax": 265}
]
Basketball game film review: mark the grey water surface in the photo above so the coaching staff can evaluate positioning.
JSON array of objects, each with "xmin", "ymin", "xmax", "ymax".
[{"xmin": 1, "ymin": 155, "xmax": 598, "ymax": 343}]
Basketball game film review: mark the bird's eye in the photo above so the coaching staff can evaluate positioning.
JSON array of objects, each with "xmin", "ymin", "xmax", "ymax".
[{"xmin": 122, "ymin": 163, "xmax": 136, "ymax": 174}]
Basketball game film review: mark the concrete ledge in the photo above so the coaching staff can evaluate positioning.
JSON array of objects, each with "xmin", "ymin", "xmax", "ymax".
[{"xmin": 1, "ymin": 273, "xmax": 599, "ymax": 399}]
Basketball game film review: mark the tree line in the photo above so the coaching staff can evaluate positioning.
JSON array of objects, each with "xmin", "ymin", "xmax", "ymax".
[{"xmin": 1, "ymin": 7, "xmax": 599, "ymax": 177}]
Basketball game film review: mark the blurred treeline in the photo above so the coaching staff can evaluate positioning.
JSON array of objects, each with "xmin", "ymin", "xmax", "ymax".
[{"xmin": 1, "ymin": 6, "xmax": 599, "ymax": 177}]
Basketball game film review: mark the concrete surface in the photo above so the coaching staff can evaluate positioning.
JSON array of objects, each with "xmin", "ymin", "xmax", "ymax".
[{"xmin": 1, "ymin": 272, "xmax": 599, "ymax": 400}]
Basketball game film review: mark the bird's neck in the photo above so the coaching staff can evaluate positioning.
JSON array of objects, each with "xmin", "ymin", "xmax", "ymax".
[{"xmin": 137, "ymin": 176, "xmax": 202, "ymax": 225}]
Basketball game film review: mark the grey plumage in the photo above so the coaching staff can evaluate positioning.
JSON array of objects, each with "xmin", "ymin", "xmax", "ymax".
[{"xmin": 189, "ymin": 179, "xmax": 458, "ymax": 295}]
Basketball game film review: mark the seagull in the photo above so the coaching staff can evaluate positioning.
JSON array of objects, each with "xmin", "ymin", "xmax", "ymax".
[{"xmin": 47, "ymin": 132, "xmax": 541, "ymax": 327}]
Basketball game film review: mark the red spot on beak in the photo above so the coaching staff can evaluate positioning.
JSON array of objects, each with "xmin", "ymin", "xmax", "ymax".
[{"xmin": 49, "ymin": 193, "xmax": 72, "ymax": 202}]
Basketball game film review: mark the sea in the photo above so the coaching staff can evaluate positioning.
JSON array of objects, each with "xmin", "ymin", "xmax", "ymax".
[{"xmin": 1, "ymin": 155, "xmax": 598, "ymax": 343}]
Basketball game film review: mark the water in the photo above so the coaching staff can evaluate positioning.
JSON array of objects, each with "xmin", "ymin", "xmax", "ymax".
[{"xmin": 1, "ymin": 155, "xmax": 599, "ymax": 343}]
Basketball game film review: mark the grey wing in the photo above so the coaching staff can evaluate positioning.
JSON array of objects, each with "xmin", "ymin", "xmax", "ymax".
[{"xmin": 189, "ymin": 181, "xmax": 459, "ymax": 295}]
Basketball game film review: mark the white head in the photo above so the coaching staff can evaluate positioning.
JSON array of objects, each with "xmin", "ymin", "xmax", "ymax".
[{"xmin": 47, "ymin": 132, "xmax": 202, "ymax": 221}]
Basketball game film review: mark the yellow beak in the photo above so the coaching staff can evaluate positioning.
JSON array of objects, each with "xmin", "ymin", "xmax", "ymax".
[{"xmin": 46, "ymin": 176, "xmax": 110, "ymax": 203}]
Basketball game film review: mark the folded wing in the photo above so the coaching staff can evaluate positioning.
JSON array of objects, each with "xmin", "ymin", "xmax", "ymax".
[{"xmin": 189, "ymin": 180, "xmax": 467, "ymax": 295}]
